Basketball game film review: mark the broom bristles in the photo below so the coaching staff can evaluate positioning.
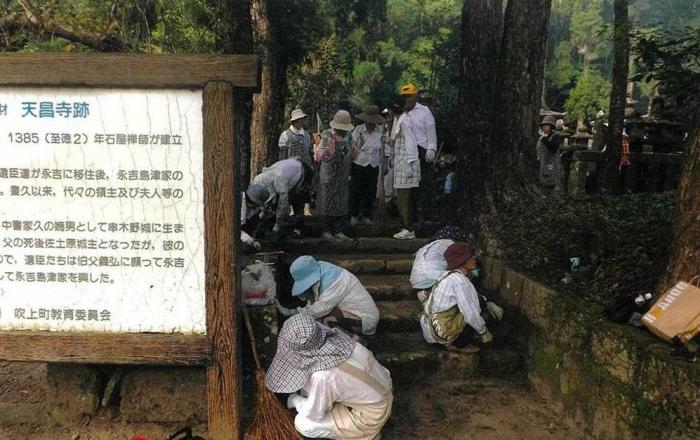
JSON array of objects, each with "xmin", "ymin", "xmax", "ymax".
[{"xmin": 244, "ymin": 370, "xmax": 305, "ymax": 440}]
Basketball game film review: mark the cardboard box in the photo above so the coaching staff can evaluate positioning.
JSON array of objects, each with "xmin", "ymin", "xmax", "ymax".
[{"xmin": 642, "ymin": 280, "xmax": 700, "ymax": 343}]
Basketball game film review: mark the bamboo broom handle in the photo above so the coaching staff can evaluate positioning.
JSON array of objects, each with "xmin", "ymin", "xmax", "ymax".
[{"xmin": 242, "ymin": 305, "xmax": 263, "ymax": 371}]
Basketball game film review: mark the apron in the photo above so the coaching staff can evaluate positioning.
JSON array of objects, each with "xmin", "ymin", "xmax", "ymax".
[
  {"xmin": 331, "ymin": 362, "xmax": 393, "ymax": 440},
  {"xmin": 422, "ymin": 271, "xmax": 466, "ymax": 345}
]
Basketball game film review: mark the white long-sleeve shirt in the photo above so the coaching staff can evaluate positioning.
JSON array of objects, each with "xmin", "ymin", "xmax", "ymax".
[
  {"xmin": 406, "ymin": 102, "xmax": 437, "ymax": 152},
  {"xmin": 420, "ymin": 271, "xmax": 486, "ymax": 343},
  {"xmin": 297, "ymin": 269, "xmax": 379, "ymax": 335},
  {"xmin": 292, "ymin": 343, "xmax": 392, "ymax": 423},
  {"xmin": 410, "ymin": 239, "xmax": 454, "ymax": 289},
  {"xmin": 251, "ymin": 159, "xmax": 303, "ymax": 224}
]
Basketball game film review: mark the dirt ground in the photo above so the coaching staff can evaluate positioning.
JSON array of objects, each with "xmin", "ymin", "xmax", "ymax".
[{"xmin": 0, "ymin": 362, "xmax": 589, "ymax": 440}]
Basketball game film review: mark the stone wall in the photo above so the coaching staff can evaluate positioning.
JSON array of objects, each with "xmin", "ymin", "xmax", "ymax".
[{"xmin": 481, "ymin": 257, "xmax": 700, "ymax": 440}]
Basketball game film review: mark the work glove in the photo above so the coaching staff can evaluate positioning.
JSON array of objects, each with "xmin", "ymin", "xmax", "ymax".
[
  {"xmin": 274, "ymin": 298, "xmax": 298, "ymax": 317},
  {"xmin": 425, "ymin": 149, "xmax": 436, "ymax": 163},
  {"xmin": 478, "ymin": 329, "xmax": 493, "ymax": 344},
  {"xmin": 404, "ymin": 162, "xmax": 414, "ymax": 179},
  {"xmin": 287, "ymin": 393, "xmax": 303, "ymax": 410},
  {"xmin": 486, "ymin": 301, "xmax": 504, "ymax": 321},
  {"xmin": 242, "ymin": 234, "xmax": 261, "ymax": 251}
]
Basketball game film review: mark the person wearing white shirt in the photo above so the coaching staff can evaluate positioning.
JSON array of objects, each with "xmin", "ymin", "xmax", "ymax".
[
  {"xmin": 350, "ymin": 105, "xmax": 385, "ymax": 227},
  {"xmin": 419, "ymin": 242, "xmax": 503, "ymax": 354},
  {"xmin": 252, "ymin": 158, "xmax": 310, "ymax": 235},
  {"xmin": 276, "ymin": 255, "xmax": 380, "ymax": 336},
  {"xmin": 266, "ymin": 314, "xmax": 393, "ymax": 439},
  {"xmin": 400, "ymin": 83, "xmax": 438, "ymax": 225},
  {"xmin": 388, "ymin": 95, "xmax": 421, "ymax": 240}
]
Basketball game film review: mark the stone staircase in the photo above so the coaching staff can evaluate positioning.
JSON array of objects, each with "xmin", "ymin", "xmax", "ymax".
[{"xmin": 272, "ymin": 226, "xmax": 482, "ymax": 384}]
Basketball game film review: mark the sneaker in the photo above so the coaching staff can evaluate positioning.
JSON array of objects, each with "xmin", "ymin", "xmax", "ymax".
[
  {"xmin": 361, "ymin": 217, "xmax": 374, "ymax": 226},
  {"xmin": 351, "ymin": 216, "xmax": 361, "ymax": 227},
  {"xmin": 335, "ymin": 232, "xmax": 351, "ymax": 240},
  {"xmin": 322, "ymin": 232, "xmax": 335, "ymax": 240},
  {"xmin": 393, "ymin": 229, "xmax": 415, "ymax": 240},
  {"xmin": 304, "ymin": 203, "xmax": 313, "ymax": 217}
]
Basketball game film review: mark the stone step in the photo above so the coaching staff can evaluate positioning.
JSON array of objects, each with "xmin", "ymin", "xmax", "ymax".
[
  {"xmin": 303, "ymin": 223, "xmax": 406, "ymax": 238},
  {"xmin": 361, "ymin": 275, "xmax": 414, "ymax": 301},
  {"xmin": 376, "ymin": 300, "xmax": 423, "ymax": 333},
  {"xmin": 311, "ymin": 255, "xmax": 413, "ymax": 276},
  {"xmin": 368, "ymin": 332, "xmax": 479, "ymax": 383},
  {"xmin": 272, "ymin": 237, "xmax": 428, "ymax": 254}
]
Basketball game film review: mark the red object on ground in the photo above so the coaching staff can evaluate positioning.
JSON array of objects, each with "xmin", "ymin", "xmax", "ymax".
[{"xmin": 133, "ymin": 436, "xmax": 155, "ymax": 440}]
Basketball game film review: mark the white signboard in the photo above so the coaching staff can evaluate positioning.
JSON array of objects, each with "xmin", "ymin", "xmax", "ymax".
[{"xmin": 0, "ymin": 88, "xmax": 205, "ymax": 334}]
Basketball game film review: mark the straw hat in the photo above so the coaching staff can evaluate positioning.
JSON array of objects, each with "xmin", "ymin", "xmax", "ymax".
[
  {"xmin": 290, "ymin": 108, "xmax": 307, "ymax": 122},
  {"xmin": 356, "ymin": 105, "xmax": 386, "ymax": 125},
  {"xmin": 330, "ymin": 110, "xmax": 354, "ymax": 131}
]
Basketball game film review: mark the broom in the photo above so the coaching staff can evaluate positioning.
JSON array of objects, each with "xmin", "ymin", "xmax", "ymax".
[{"xmin": 243, "ymin": 305, "xmax": 304, "ymax": 440}]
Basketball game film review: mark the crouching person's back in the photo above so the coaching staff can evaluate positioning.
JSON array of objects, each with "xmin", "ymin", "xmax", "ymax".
[{"xmin": 266, "ymin": 314, "xmax": 393, "ymax": 440}]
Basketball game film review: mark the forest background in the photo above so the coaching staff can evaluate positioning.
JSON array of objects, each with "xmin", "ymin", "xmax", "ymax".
[{"xmin": 1, "ymin": 0, "xmax": 697, "ymax": 160}]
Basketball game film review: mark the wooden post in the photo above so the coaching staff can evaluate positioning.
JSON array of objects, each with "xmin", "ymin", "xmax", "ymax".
[{"xmin": 204, "ymin": 81, "xmax": 240, "ymax": 440}]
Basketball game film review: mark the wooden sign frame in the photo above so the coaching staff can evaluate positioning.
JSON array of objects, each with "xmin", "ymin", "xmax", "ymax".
[{"xmin": 0, "ymin": 53, "xmax": 260, "ymax": 440}]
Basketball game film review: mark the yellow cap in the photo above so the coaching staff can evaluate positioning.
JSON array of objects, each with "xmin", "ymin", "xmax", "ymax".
[{"xmin": 399, "ymin": 83, "xmax": 418, "ymax": 96}]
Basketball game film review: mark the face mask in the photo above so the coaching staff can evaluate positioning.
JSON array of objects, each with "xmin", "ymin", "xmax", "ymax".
[{"xmin": 468, "ymin": 269, "xmax": 480, "ymax": 280}]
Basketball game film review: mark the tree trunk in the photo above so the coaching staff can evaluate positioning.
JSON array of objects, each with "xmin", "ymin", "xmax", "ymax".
[
  {"xmin": 603, "ymin": 0, "xmax": 630, "ymax": 193},
  {"xmin": 456, "ymin": 0, "xmax": 503, "ymax": 222},
  {"xmin": 492, "ymin": 0, "xmax": 552, "ymax": 189},
  {"xmin": 250, "ymin": 0, "xmax": 287, "ymax": 178},
  {"xmin": 214, "ymin": 0, "xmax": 254, "ymax": 185},
  {"xmin": 658, "ymin": 112, "xmax": 700, "ymax": 295}
]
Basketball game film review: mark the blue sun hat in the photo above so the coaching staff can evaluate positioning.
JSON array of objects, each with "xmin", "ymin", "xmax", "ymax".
[{"xmin": 290, "ymin": 256, "xmax": 342, "ymax": 297}]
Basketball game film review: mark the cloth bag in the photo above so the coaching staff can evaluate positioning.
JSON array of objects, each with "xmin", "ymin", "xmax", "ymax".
[
  {"xmin": 642, "ymin": 277, "xmax": 700, "ymax": 343},
  {"xmin": 241, "ymin": 262, "xmax": 277, "ymax": 306}
]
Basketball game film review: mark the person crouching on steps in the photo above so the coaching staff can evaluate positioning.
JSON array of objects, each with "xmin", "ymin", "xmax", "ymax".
[
  {"xmin": 419, "ymin": 242, "xmax": 503, "ymax": 353},
  {"xmin": 266, "ymin": 314, "xmax": 393, "ymax": 439},
  {"xmin": 275, "ymin": 255, "xmax": 380, "ymax": 337},
  {"xmin": 315, "ymin": 110, "xmax": 354, "ymax": 240}
]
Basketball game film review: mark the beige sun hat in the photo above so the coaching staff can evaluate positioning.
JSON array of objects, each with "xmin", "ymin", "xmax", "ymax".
[
  {"xmin": 330, "ymin": 110, "xmax": 354, "ymax": 131},
  {"xmin": 290, "ymin": 108, "xmax": 307, "ymax": 122}
]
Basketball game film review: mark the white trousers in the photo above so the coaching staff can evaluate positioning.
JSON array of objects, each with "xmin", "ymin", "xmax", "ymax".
[{"xmin": 295, "ymin": 413, "xmax": 337, "ymax": 439}]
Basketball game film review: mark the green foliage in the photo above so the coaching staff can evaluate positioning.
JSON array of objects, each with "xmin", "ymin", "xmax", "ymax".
[
  {"xmin": 631, "ymin": 26, "xmax": 700, "ymax": 116},
  {"xmin": 564, "ymin": 71, "xmax": 611, "ymax": 123}
]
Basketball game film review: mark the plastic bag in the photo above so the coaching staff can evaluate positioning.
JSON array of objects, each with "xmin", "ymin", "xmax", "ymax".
[{"xmin": 241, "ymin": 261, "xmax": 277, "ymax": 306}]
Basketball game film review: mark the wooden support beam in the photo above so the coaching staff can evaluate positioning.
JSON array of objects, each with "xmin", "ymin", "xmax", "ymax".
[
  {"xmin": 203, "ymin": 81, "xmax": 240, "ymax": 440},
  {"xmin": 0, "ymin": 331, "xmax": 212, "ymax": 366},
  {"xmin": 0, "ymin": 53, "xmax": 260, "ymax": 89}
]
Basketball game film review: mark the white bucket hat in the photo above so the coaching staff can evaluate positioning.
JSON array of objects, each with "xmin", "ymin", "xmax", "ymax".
[
  {"xmin": 290, "ymin": 108, "xmax": 307, "ymax": 122},
  {"xmin": 330, "ymin": 110, "xmax": 354, "ymax": 131}
]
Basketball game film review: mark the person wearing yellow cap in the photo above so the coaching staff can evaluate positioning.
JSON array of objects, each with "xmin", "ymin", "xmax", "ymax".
[{"xmin": 400, "ymin": 83, "xmax": 437, "ymax": 225}]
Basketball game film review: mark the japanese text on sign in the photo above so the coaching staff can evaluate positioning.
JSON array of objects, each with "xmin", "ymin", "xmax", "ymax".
[{"xmin": 0, "ymin": 88, "xmax": 205, "ymax": 334}]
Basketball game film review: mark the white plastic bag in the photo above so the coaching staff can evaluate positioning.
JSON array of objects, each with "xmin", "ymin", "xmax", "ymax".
[{"xmin": 241, "ymin": 261, "xmax": 277, "ymax": 306}]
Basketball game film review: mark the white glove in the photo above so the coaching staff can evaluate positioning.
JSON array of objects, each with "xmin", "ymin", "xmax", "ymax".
[
  {"xmin": 425, "ymin": 149, "xmax": 436, "ymax": 162},
  {"xmin": 241, "ymin": 232, "xmax": 261, "ymax": 250},
  {"xmin": 486, "ymin": 302, "xmax": 504, "ymax": 321},
  {"xmin": 479, "ymin": 329, "xmax": 493, "ymax": 344},
  {"xmin": 404, "ymin": 162, "xmax": 414, "ymax": 178},
  {"xmin": 287, "ymin": 393, "xmax": 303, "ymax": 410}
]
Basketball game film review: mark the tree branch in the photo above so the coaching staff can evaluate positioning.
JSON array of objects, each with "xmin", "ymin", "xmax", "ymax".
[{"xmin": 9, "ymin": 0, "xmax": 123, "ymax": 51}]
